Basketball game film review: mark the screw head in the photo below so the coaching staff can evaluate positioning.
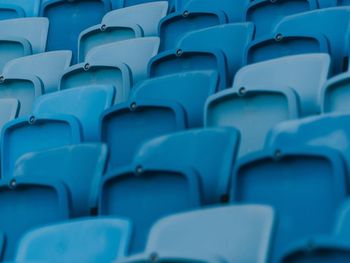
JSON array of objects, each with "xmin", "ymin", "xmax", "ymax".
[
  {"xmin": 0, "ymin": 76, "xmax": 5, "ymax": 83},
  {"xmin": 274, "ymin": 149, "xmax": 282, "ymax": 160},
  {"xmin": 182, "ymin": 10, "xmax": 189, "ymax": 17},
  {"xmin": 83, "ymin": 63, "xmax": 90, "ymax": 71},
  {"xmin": 275, "ymin": 33, "xmax": 283, "ymax": 42},
  {"xmin": 238, "ymin": 87, "xmax": 246, "ymax": 96},
  {"xmin": 9, "ymin": 179, "xmax": 16, "ymax": 189},
  {"xmin": 176, "ymin": 49, "xmax": 183, "ymax": 57},
  {"xmin": 149, "ymin": 252, "xmax": 159, "ymax": 263},
  {"xmin": 100, "ymin": 24, "xmax": 107, "ymax": 32},
  {"xmin": 130, "ymin": 102, "xmax": 137, "ymax": 111},
  {"xmin": 135, "ymin": 165, "xmax": 143, "ymax": 175},
  {"xmin": 28, "ymin": 115, "xmax": 36, "ymax": 125}
]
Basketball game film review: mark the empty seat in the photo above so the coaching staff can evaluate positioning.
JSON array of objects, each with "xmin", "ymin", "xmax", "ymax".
[
  {"xmin": 99, "ymin": 163, "xmax": 201, "ymax": 253},
  {"xmin": 0, "ymin": 177, "xmax": 69, "ymax": 260},
  {"xmin": 0, "ymin": 74, "xmax": 43, "ymax": 117},
  {"xmin": 205, "ymin": 86, "xmax": 299, "ymax": 157},
  {"xmin": 16, "ymin": 218, "xmax": 131, "ymax": 263},
  {"xmin": 0, "ymin": 0, "xmax": 41, "ymax": 16},
  {"xmin": 131, "ymin": 71, "xmax": 219, "ymax": 127},
  {"xmin": 159, "ymin": 0, "xmax": 249, "ymax": 50},
  {"xmin": 112, "ymin": 0, "xmax": 173, "ymax": 9},
  {"xmin": 14, "ymin": 143, "xmax": 108, "ymax": 217},
  {"xmin": 33, "ymin": 85, "xmax": 115, "ymax": 141},
  {"xmin": 59, "ymin": 62, "xmax": 131, "ymax": 104},
  {"xmin": 235, "ymin": 54, "xmax": 331, "ymax": 116},
  {"xmin": 231, "ymin": 146, "xmax": 348, "ymax": 262},
  {"xmin": 3, "ymin": 51, "xmax": 72, "ymax": 93},
  {"xmin": 86, "ymin": 37, "xmax": 160, "ymax": 85},
  {"xmin": 1, "ymin": 115, "xmax": 81, "ymax": 179},
  {"xmin": 0, "ymin": 4, "xmax": 25, "ymax": 20},
  {"xmin": 78, "ymin": 2, "xmax": 168, "ymax": 62},
  {"xmin": 41, "ymin": 0, "xmax": 111, "ymax": 62},
  {"xmin": 318, "ymin": 0, "xmax": 337, "ymax": 7},
  {"xmin": 100, "ymin": 99, "xmax": 186, "ymax": 171},
  {"xmin": 121, "ymin": 205, "xmax": 275, "ymax": 263},
  {"xmin": 0, "ymin": 99, "xmax": 19, "ymax": 132},
  {"xmin": 134, "ymin": 127, "xmax": 239, "ymax": 204},
  {"xmin": 245, "ymin": 0, "xmax": 317, "ymax": 37}
]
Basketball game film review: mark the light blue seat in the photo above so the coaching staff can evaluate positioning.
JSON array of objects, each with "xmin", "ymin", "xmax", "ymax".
[
  {"xmin": 41, "ymin": 0, "xmax": 111, "ymax": 63},
  {"xmin": 78, "ymin": 2, "xmax": 168, "ymax": 62},
  {"xmin": 245, "ymin": 0, "xmax": 317, "ymax": 38},
  {"xmin": 1, "ymin": 115, "xmax": 82, "ymax": 179},
  {"xmin": 3, "ymin": 51, "xmax": 72, "ymax": 94},
  {"xmin": 16, "ymin": 218, "xmax": 131, "ymax": 263},
  {"xmin": 0, "ymin": 177, "xmax": 69, "ymax": 261},
  {"xmin": 0, "ymin": 99, "xmax": 19, "ymax": 132},
  {"xmin": 159, "ymin": 0, "xmax": 249, "ymax": 50},
  {"xmin": 98, "ymin": 163, "xmax": 201, "ymax": 253},
  {"xmin": 112, "ymin": 0, "xmax": 173, "ymax": 9},
  {"xmin": 231, "ymin": 147, "xmax": 348, "ymax": 263},
  {"xmin": 14, "ymin": 143, "xmax": 108, "ymax": 217},
  {"xmin": 0, "ymin": 0, "xmax": 41, "ymax": 16},
  {"xmin": 0, "ymin": 74, "xmax": 43, "ymax": 117},
  {"xmin": 120, "ymin": 205, "xmax": 275, "ymax": 263},
  {"xmin": 205, "ymin": 86, "xmax": 300, "ymax": 157},
  {"xmin": 131, "ymin": 71, "xmax": 219, "ymax": 127},
  {"xmin": 59, "ymin": 62, "xmax": 131, "ymax": 105},
  {"xmin": 235, "ymin": 54, "xmax": 331, "ymax": 116},
  {"xmin": 0, "ymin": 4, "xmax": 25, "ymax": 20},
  {"xmin": 86, "ymin": 37, "xmax": 160, "ymax": 85},
  {"xmin": 134, "ymin": 128, "xmax": 240, "ymax": 204},
  {"xmin": 318, "ymin": 0, "xmax": 337, "ymax": 7},
  {"xmin": 100, "ymin": 99, "xmax": 186, "ymax": 172},
  {"xmin": 33, "ymin": 85, "xmax": 115, "ymax": 141}
]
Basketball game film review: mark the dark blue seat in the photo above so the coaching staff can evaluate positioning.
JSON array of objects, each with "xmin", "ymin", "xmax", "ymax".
[
  {"xmin": 112, "ymin": 0, "xmax": 174, "ymax": 10},
  {"xmin": 0, "ymin": 99, "xmax": 19, "ymax": 132}
]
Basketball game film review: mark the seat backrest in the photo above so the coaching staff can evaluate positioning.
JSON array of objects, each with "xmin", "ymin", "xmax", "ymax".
[
  {"xmin": 3, "ymin": 51, "xmax": 72, "ymax": 93},
  {"xmin": 14, "ymin": 143, "xmax": 108, "ymax": 217},
  {"xmin": 0, "ymin": 4, "xmax": 25, "ymax": 20},
  {"xmin": 33, "ymin": 85, "xmax": 115, "ymax": 141},
  {"xmin": 86, "ymin": 37, "xmax": 160, "ymax": 85},
  {"xmin": 112, "ymin": 0, "xmax": 173, "ymax": 9},
  {"xmin": 0, "ymin": 99, "xmax": 19, "ymax": 132},
  {"xmin": 235, "ymin": 54, "xmax": 331, "ymax": 116},
  {"xmin": 0, "ymin": 177, "xmax": 69, "ymax": 260},
  {"xmin": 0, "ymin": 0, "xmax": 41, "ymax": 16},
  {"xmin": 16, "ymin": 218, "xmax": 131, "ymax": 263},
  {"xmin": 146, "ymin": 205, "xmax": 275, "ymax": 263},
  {"xmin": 0, "ymin": 38, "xmax": 32, "ymax": 72},
  {"xmin": 1, "ymin": 115, "xmax": 82, "ymax": 179},
  {"xmin": 131, "ymin": 71, "xmax": 219, "ymax": 127}
]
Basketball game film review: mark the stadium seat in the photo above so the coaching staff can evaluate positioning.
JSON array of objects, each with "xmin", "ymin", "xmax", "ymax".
[
  {"xmin": 235, "ymin": 54, "xmax": 331, "ymax": 116},
  {"xmin": 0, "ymin": 0, "xmax": 41, "ymax": 16},
  {"xmin": 1, "ymin": 115, "xmax": 81, "ymax": 179},
  {"xmin": 205, "ymin": 86, "xmax": 300, "ymax": 157},
  {"xmin": 78, "ymin": 2, "xmax": 168, "ymax": 62},
  {"xmin": 41, "ymin": 0, "xmax": 111, "ymax": 62},
  {"xmin": 98, "ymin": 163, "xmax": 201, "ymax": 253},
  {"xmin": 59, "ymin": 62, "xmax": 131, "ymax": 104},
  {"xmin": 245, "ymin": 0, "xmax": 318, "ymax": 38},
  {"xmin": 14, "ymin": 143, "xmax": 108, "ymax": 217},
  {"xmin": 16, "ymin": 218, "xmax": 132, "ymax": 263},
  {"xmin": 0, "ymin": 99, "xmax": 19, "ymax": 132},
  {"xmin": 322, "ymin": 72, "xmax": 350, "ymax": 113},
  {"xmin": 231, "ymin": 146, "xmax": 348, "ymax": 262},
  {"xmin": 0, "ymin": 176, "xmax": 69, "ymax": 260},
  {"xmin": 120, "ymin": 205, "xmax": 275, "ymax": 263},
  {"xmin": 159, "ymin": 0, "xmax": 249, "ymax": 50},
  {"xmin": 131, "ymin": 71, "xmax": 219, "ymax": 127},
  {"xmin": 100, "ymin": 99, "xmax": 186, "ymax": 171},
  {"xmin": 3, "ymin": 51, "xmax": 72, "ymax": 93},
  {"xmin": 33, "ymin": 85, "xmax": 115, "ymax": 141},
  {"xmin": 177, "ymin": 23, "xmax": 254, "ymax": 86},
  {"xmin": 318, "ymin": 0, "xmax": 337, "ymax": 7},
  {"xmin": 338, "ymin": 0, "xmax": 350, "ymax": 5},
  {"xmin": 112, "ymin": 0, "xmax": 173, "ymax": 9},
  {"xmin": 86, "ymin": 37, "xmax": 160, "ymax": 85},
  {"xmin": 134, "ymin": 127, "xmax": 240, "ymax": 204},
  {"xmin": 0, "ymin": 74, "xmax": 43, "ymax": 117},
  {"xmin": 0, "ymin": 4, "xmax": 25, "ymax": 20}
]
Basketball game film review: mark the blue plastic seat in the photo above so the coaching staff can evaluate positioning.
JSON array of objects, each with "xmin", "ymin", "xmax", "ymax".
[
  {"xmin": 3, "ymin": 51, "xmax": 72, "ymax": 94},
  {"xmin": 245, "ymin": 0, "xmax": 317, "ymax": 38},
  {"xmin": 1, "ymin": 115, "xmax": 82, "ymax": 179},
  {"xmin": 318, "ymin": 0, "xmax": 337, "ymax": 7},
  {"xmin": 338, "ymin": 0, "xmax": 350, "ymax": 5},
  {"xmin": 86, "ymin": 37, "xmax": 160, "ymax": 85},
  {"xmin": 120, "ymin": 205, "xmax": 275, "ymax": 263},
  {"xmin": 0, "ymin": 177, "xmax": 69, "ymax": 261},
  {"xmin": 205, "ymin": 86, "xmax": 300, "ymax": 157},
  {"xmin": 0, "ymin": 4, "xmax": 25, "ymax": 20},
  {"xmin": 78, "ymin": 2, "xmax": 168, "ymax": 62},
  {"xmin": 231, "ymin": 146, "xmax": 348, "ymax": 262},
  {"xmin": 59, "ymin": 62, "xmax": 131, "ymax": 105},
  {"xmin": 159, "ymin": 0, "xmax": 249, "ymax": 50},
  {"xmin": 100, "ymin": 99, "xmax": 186, "ymax": 171},
  {"xmin": 33, "ymin": 85, "xmax": 115, "ymax": 141},
  {"xmin": 41, "ymin": 0, "xmax": 111, "ymax": 63},
  {"xmin": 14, "ymin": 143, "xmax": 108, "ymax": 217},
  {"xmin": 131, "ymin": 71, "xmax": 219, "ymax": 127},
  {"xmin": 16, "ymin": 218, "xmax": 131, "ymax": 263},
  {"xmin": 134, "ymin": 127, "xmax": 239, "ymax": 204},
  {"xmin": 0, "ymin": 99, "xmax": 19, "ymax": 132},
  {"xmin": 0, "ymin": 74, "xmax": 43, "ymax": 117},
  {"xmin": 99, "ymin": 163, "xmax": 201, "ymax": 253},
  {"xmin": 0, "ymin": 0, "xmax": 41, "ymax": 16},
  {"xmin": 112, "ymin": 0, "xmax": 173, "ymax": 9},
  {"xmin": 235, "ymin": 54, "xmax": 331, "ymax": 116}
]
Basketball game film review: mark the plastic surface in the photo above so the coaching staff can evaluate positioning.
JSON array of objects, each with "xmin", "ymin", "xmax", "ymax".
[
  {"xmin": 131, "ymin": 71, "xmax": 219, "ymax": 127},
  {"xmin": 0, "ymin": 0, "xmax": 41, "ymax": 16},
  {"xmin": 0, "ymin": 99, "xmax": 19, "ymax": 132},
  {"xmin": 3, "ymin": 51, "xmax": 72, "ymax": 93},
  {"xmin": 0, "ymin": 37, "xmax": 32, "ymax": 72},
  {"xmin": 33, "ymin": 85, "xmax": 115, "ymax": 141},
  {"xmin": 112, "ymin": 0, "xmax": 173, "ymax": 9},
  {"xmin": 14, "ymin": 143, "xmax": 108, "ymax": 217},
  {"xmin": 0, "ymin": 4, "xmax": 24, "ymax": 20}
]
